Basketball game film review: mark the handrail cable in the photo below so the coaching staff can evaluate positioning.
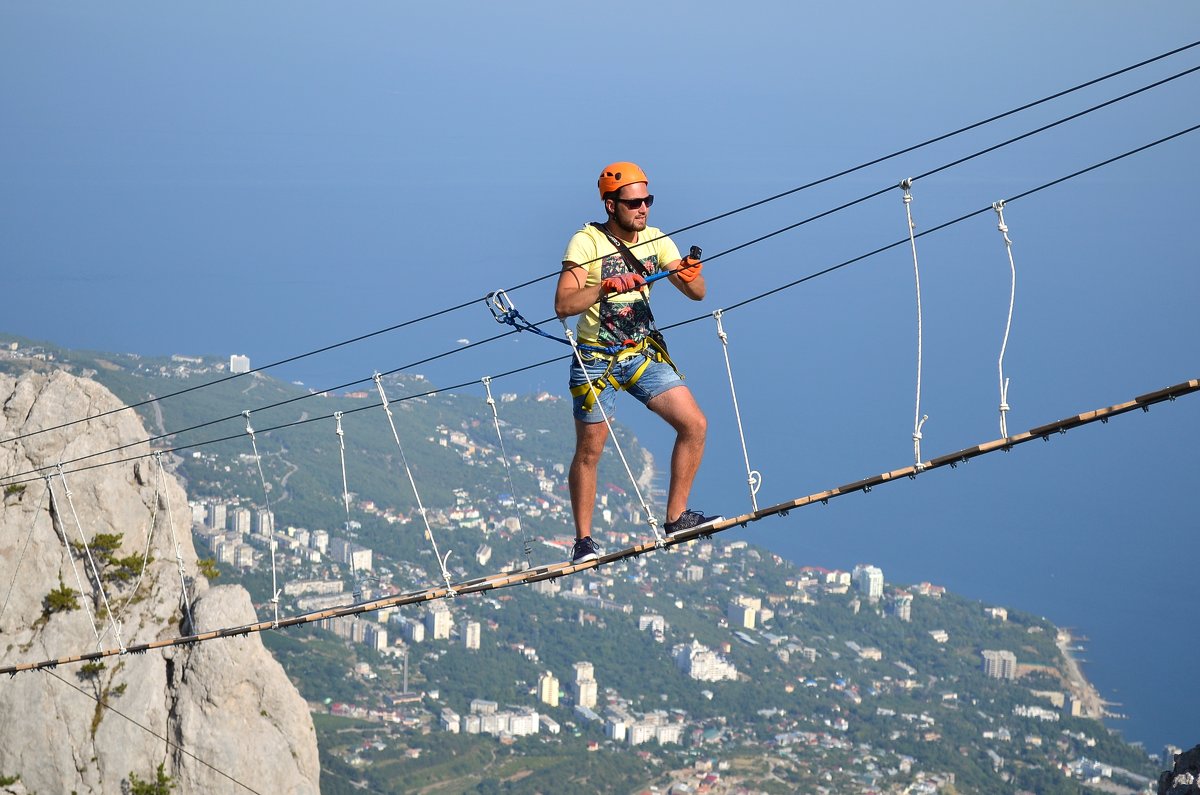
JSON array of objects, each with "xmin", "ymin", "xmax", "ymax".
[
  {"xmin": 1, "ymin": 122, "xmax": 1195, "ymax": 489},
  {"xmin": 9, "ymin": 67, "xmax": 1197, "ymax": 489},
  {"xmin": 2, "ymin": 40, "xmax": 1195, "ymax": 449}
]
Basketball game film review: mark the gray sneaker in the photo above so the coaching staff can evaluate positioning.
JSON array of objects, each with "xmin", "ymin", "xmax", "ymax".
[
  {"xmin": 663, "ymin": 509, "xmax": 723, "ymax": 538},
  {"xmin": 571, "ymin": 536, "xmax": 601, "ymax": 564}
]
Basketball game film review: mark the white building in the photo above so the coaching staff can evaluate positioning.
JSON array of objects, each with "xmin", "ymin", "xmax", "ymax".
[
  {"xmin": 571, "ymin": 661, "xmax": 598, "ymax": 708},
  {"xmin": 464, "ymin": 621, "xmax": 481, "ymax": 650},
  {"xmin": 538, "ymin": 671, "xmax": 559, "ymax": 707},
  {"xmin": 229, "ymin": 354, "xmax": 251, "ymax": 374},
  {"xmin": 310, "ymin": 529, "xmax": 329, "ymax": 554},
  {"xmin": 982, "ymin": 649, "xmax": 1018, "ymax": 680},
  {"xmin": 673, "ymin": 640, "xmax": 738, "ymax": 682},
  {"xmin": 852, "ymin": 564, "xmax": 884, "ymax": 601},
  {"xmin": 425, "ymin": 604, "xmax": 452, "ymax": 640},
  {"xmin": 230, "ymin": 507, "xmax": 251, "ymax": 535},
  {"xmin": 572, "ymin": 679, "xmax": 597, "ymax": 709},
  {"xmin": 393, "ymin": 615, "xmax": 425, "ymax": 644},
  {"xmin": 891, "ymin": 592, "xmax": 913, "ymax": 622}
]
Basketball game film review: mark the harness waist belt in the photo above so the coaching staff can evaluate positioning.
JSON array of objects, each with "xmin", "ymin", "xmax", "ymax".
[{"xmin": 570, "ymin": 336, "xmax": 681, "ymax": 413}]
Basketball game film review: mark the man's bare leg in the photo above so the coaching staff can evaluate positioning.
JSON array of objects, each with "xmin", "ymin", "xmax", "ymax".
[
  {"xmin": 569, "ymin": 419, "xmax": 610, "ymax": 540},
  {"xmin": 647, "ymin": 386, "xmax": 707, "ymax": 523}
]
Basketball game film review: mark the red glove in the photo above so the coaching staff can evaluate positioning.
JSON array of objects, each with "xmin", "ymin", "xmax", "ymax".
[
  {"xmin": 676, "ymin": 256, "xmax": 702, "ymax": 283},
  {"xmin": 601, "ymin": 272, "xmax": 646, "ymax": 295}
]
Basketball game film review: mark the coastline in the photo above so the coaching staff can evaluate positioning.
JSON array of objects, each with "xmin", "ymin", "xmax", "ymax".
[{"xmin": 1055, "ymin": 628, "xmax": 1109, "ymax": 720}]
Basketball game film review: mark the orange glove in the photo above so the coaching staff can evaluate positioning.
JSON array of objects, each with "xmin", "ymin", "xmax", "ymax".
[
  {"xmin": 601, "ymin": 272, "xmax": 646, "ymax": 295},
  {"xmin": 676, "ymin": 256, "xmax": 702, "ymax": 283}
]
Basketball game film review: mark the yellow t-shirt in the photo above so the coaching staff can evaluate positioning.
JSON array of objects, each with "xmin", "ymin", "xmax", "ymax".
[{"xmin": 561, "ymin": 224, "xmax": 681, "ymax": 347}]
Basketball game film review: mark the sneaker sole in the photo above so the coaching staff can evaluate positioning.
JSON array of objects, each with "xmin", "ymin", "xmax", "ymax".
[
  {"xmin": 665, "ymin": 516, "xmax": 724, "ymax": 537},
  {"xmin": 571, "ymin": 552, "xmax": 598, "ymax": 565}
]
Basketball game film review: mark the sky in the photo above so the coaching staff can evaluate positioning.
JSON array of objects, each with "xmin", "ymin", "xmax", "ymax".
[{"xmin": 2, "ymin": 3, "xmax": 1198, "ymax": 754}]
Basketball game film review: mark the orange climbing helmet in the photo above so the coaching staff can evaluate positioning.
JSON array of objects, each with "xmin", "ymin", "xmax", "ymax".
[{"xmin": 597, "ymin": 161, "xmax": 648, "ymax": 199}]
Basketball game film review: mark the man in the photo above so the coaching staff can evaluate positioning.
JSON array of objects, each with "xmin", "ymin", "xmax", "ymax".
[{"xmin": 554, "ymin": 161, "xmax": 721, "ymax": 565}]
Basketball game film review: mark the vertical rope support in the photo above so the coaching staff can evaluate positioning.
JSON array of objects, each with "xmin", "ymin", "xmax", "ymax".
[
  {"xmin": 482, "ymin": 376, "xmax": 533, "ymax": 568},
  {"xmin": 333, "ymin": 412, "xmax": 370, "ymax": 603},
  {"xmin": 560, "ymin": 320, "xmax": 663, "ymax": 545},
  {"xmin": 900, "ymin": 178, "xmax": 929, "ymax": 470},
  {"xmin": 373, "ymin": 373, "xmax": 457, "ymax": 592},
  {"xmin": 109, "ymin": 456, "xmax": 165, "ymax": 630},
  {"xmin": 242, "ymin": 411, "xmax": 281, "ymax": 626},
  {"xmin": 0, "ymin": 477, "xmax": 51, "ymax": 628},
  {"xmin": 712, "ymin": 310, "xmax": 762, "ymax": 511},
  {"xmin": 334, "ymin": 412, "xmax": 353, "ymax": 532},
  {"xmin": 55, "ymin": 464, "xmax": 125, "ymax": 652},
  {"xmin": 993, "ymin": 200, "xmax": 1017, "ymax": 438},
  {"xmin": 155, "ymin": 453, "xmax": 195, "ymax": 633}
]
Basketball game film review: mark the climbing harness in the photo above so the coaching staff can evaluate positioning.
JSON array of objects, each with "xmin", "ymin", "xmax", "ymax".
[
  {"xmin": 993, "ymin": 201, "xmax": 1018, "ymax": 438},
  {"xmin": 712, "ymin": 310, "xmax": 762, "ymax": 511},
  {"xmin": 900, "ymin": 179, "xmax": 930, "ymax": 470},
  {"xmin": 242, "ymin": 410, "xmax": 282, "ymax": 626},
  {"xmin": 568, "ymin": 334, "xmax": 681, "ymax": 414},
  {"xmin": 373, "ymin": 373, "xmax": 456, "ymax": 593}
]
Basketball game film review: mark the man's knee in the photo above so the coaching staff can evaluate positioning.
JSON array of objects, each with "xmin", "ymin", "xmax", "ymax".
[
  {"xmin": 572, "ymin": 444, "xmax": 604, "ymax": 469},
  {"xmin": 573, "ymin": 422, "xmax": 609, "ymax": 466}
]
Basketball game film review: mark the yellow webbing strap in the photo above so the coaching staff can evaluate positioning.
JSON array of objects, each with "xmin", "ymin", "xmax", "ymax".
[{"xmin": 569, "ymin": 336, "xmax": 681, "ymax": 413}]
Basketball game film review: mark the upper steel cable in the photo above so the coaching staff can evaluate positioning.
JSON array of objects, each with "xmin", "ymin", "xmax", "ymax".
[
  {"xmin": 2, "ymin": 40, "xmax": 1195, "ymax": 449},
  {"xmin": 2, "ymin": 122, "xmax": 1197, "ymax": 488}
]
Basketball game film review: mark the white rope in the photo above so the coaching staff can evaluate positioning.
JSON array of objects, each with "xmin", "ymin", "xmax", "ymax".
[
  {"xmin": 901, "ymin": 179, "xmax": 929, "ymax": 470},
  {"xmin": 481, "ymin": 376, "xmax": 533, "ymax": 568},
  {"xmin": 334, "ymin": 412, "xmax": 353, "ymax": 533},
  {"xmin": 155, "ymin": 452, "xmax": 195, "ymax": 633},
  {"xmin": 103, "ymin": 457, "xmax": 165, "ymax": 638},
  {"xmin": 372, "ymin": 373, "xmax": 457, "ymax": 592},
  {"xmin": 54, "ymin": 465, "xmax": 124, "ymax": 652},
  {"xmin": 45, "ymin": 477, "xmax": 104, "ymax": 650},
  {"xmin": 0, "ymin": 477, "xmax": 50, "ymax": 627},
  {"xmin": 712, "ymin": 310, "xmax": 762, "ymax": 511},
  {"xmin": 993, "ymin": 200, "xmax": 1017, "ymax": 438},
  {"xmin": 560, "ymin": 320, "xmax": 663, "ymax": 545},
  {"xmin": 242, "ymin": 411, "xmax": 281, "ymax": 626},
  {"xmin": 333, "ymin": 413, "xmax": 372, "ymax": 603}
]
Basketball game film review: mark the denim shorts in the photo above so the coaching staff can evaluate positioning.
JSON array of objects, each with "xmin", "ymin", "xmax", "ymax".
[{"xmin": 569, "ymin": 351, "xmax": 684, "ymax": 423}]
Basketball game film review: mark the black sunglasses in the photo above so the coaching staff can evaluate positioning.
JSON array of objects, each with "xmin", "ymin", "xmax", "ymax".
[{"xmin": 614, "ymin": 195, "xmax": 654, "ymax": 209}]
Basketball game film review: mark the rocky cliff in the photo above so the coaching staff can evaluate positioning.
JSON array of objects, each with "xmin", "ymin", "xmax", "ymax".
[{"xmin": 0, "ymin": 371, "xmax": 319, "ymax": 793}]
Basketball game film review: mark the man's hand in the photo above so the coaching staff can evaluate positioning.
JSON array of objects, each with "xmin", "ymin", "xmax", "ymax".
[
  {"xmin": 676, "ymin": 256, "xmax": 702, "ymax": 283},
  {"xmin": 601, "ymin": 272, "xmax": 647, "ymax": 295}
]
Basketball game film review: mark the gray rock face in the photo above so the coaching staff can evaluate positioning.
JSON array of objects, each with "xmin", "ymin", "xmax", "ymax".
[{"xmin": 0, "ymin": 371, "xmax": 319, "ymax": 793}]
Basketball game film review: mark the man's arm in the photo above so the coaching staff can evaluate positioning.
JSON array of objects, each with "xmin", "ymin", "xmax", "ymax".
[
  {"xmin": 555, "ymin": 261, "xmax": 604, "ymax": 318},
  {"xmin": 666, "ymin": 259, "xmax": 706, "ymax": 301}
]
